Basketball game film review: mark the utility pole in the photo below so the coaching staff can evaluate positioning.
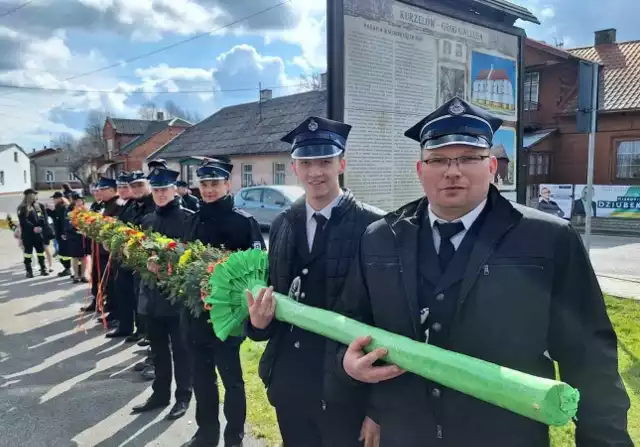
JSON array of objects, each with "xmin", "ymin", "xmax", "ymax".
[{"xmin": 584, "ymin": 61, "xmax": 599, "ymax": 252}]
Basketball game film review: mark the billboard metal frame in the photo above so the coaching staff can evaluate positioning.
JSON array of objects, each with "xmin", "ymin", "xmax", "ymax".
[{"xmin": 327, "ymin": 0, "xmax": 530, "ymax": 203}]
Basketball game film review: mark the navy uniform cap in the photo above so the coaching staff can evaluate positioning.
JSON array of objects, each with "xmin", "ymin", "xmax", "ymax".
[
  {"xmin": 404, "ymin": 97, "xmax": 503, "ymax": 150},
  {"xmin": 147, "ymin": 167, "xmax": 180, "ymax": 189},
  {"xmin": 71, "ymin": 192, "xmax": 84, "ymax": 201},
  {"xmin": 196, "ymin": 158, "xmax": 233, "ymax": 181},
  {"xmin": 117, "ymin": 172, "xmax": 133, "ymax": 186},
  {"xmin": 51, "ymin": 191, "xmax": 63, "ymax": 199},
  {"xmin": 129, "ymin": 171, "xmax": 147, "ymax": 184},
  {"xmin": 281, "ymin": 116, "xmax": 352, "ymax": 160},
  {"xmin": 147, "ymin": 159, "xmax": 168, "ymax": 170},
  {"xmin": 176, "ymin": 180, "xmax": 188, "ymax": 188},
  {"xmin": 96, "ymin": 177, "xmax": 117, "ymax": 190}
]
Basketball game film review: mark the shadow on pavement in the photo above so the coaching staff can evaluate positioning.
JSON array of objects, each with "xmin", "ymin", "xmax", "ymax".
[{"xmin": 0, "ymin": 259, "xmax": 172, "ymax": 446}]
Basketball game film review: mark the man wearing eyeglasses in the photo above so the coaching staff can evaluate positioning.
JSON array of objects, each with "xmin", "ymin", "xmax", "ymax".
[{"xmin": 336, "ymin": 97, "xmax": 632, "ymax": 446}]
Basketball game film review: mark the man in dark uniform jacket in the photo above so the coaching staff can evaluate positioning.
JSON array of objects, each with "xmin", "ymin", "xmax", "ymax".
[
  {"xmin": 339, "ymin": 97, "xmax": 633, "ymax": 446},
  {"xmin": 128, "ymin": 171, "xmax": 159, "ymax": 378},
  {"xmin": 85, "ymin": 178, "xmax": 121, "ymax": 318},
  {"xmin": 48, "ymin": 191, "xmax": 72, "ymax": 277},
  {"xmin": 177, "ymin": 180, "xmax": 200, "ymax": 212},
  {"xmin": 132, "ymin": 167, "xmax": 193, "ymax": 420},
  {"xmin": 245, "ymin": 117, "xmax": 384, "ymax": 446},
  {"xmin": 182, "ymin": 159, "xmax": 265, "ymax": 447},
  {"xmin": 106, "ymin": 172, "xmax": 138, "ymax": 339},
  {"xmin": 81, "ymin": 184, "xmax": 104, "ymax": 312}
]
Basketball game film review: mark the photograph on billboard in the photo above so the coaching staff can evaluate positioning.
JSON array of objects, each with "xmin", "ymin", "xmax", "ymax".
[
  {"xmin": 341, "ymin": 0, "xmax": 521, "ymax": 211},
  {"xmin": 537, "ymin": 184, "xmax": 573, "ymax": 220},
  {"xmin": 573, "ymin": 185, "xmax": 640, "ymax": 219}
]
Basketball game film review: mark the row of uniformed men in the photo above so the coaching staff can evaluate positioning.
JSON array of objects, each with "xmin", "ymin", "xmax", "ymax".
[{"xmin": 86, "ymin": 96, "xmax": 632, "ymax": 447}]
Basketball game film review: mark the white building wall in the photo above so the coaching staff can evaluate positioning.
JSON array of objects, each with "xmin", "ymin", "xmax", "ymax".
[{"xmin": 0, "ymin": 146, "xmax": 31, "ymax": 194}]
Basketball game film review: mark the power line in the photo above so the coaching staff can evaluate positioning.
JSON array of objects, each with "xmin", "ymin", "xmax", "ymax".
[
  {"xmin": 0, "ymin": 0, "xmax": 34, "ymax": 19},
  {"xmin": 0, "ymin": 81, "xmax": 306, "ymax": 94},
  {"xmin": 57, "ymin": 0, "xmax": 291, "ymax": 84}
]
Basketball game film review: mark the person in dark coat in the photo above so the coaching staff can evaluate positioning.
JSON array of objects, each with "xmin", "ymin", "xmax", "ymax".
[
  {"xmin": 65, "ymin": 193, "xmax": 91, "ymax": 283},
  {"xmin": 177, "ymin": 180, "xmax": 200, "ymax": 212},
  {"xmin": 105, "ymin": 172, "xmax": 139, "ymax": 339},
  {"xmin": 128, "ymin": 170, "xmax": 159, "ymax": 379},
  {"xmin": 47, "ymin": 191, "xmax": 72, "ymax": 277},
  {"xmin": 82, "ymin": 184, "xmax": 105, "ymax": 312},
  {"xmin": 132, "ymin": 167, "xmax": 193, "ymax": 420},
  {"xmin": 181, "ymin": 159, "xmax": 265, "ymax": 447},
  {"xmin": 338, "ymin": 97, "xmax": 633, "ymax": 447},
  {"xmin": 537, "ymin": 186, "xmax": 565, "ymax": 218},
  {"xmin": 245, "ymin": 117, "xmax": 385, "ymax": 447},
  {"xmin": 88, "ymin": 178, "xmax": 121, "ymax": 324},
  {"xmin": 17, "ymin": 188, "xmax": 52, "ymax": 277}
]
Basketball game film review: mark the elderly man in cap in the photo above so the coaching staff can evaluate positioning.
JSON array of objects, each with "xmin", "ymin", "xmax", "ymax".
[
  {"xmin": 338, "ymin": 97, "xmax": 632, "ymax": 446},
  {"xmin": 133, "ymin": 167, "xmax": 193, "ymax": 420},
  {"xmin": 245, "ymin": 116, "xmax": 384, "ymax": 446}
]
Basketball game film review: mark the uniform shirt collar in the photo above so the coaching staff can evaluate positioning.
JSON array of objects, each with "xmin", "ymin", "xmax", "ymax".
[
  {"xmin": 306, "ymin": 189, "xmax": 344, "ymax": 223},
  {"xmin": 428, "ymin": 198, "xmax": 487, "ymax": 230}
]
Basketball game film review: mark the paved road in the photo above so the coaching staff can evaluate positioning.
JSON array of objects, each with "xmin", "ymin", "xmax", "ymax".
[{"xmin": 0, "ymin": 230, "xmax": 267, "ymax": 447}]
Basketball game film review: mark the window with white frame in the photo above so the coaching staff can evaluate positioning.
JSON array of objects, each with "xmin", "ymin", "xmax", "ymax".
[
  {"xmin": 24, "ymin": 170, "xmax": 27, "ymax": 183},
  {"xmin": 68, "ymin": 172, "xmax": 75, "ymax": 181},
  {"xmin": 616, "ymin": 140, "xmax": 640, "ymax": 179},
  {"xmin": 242, "ymin": 164, "xmax": 253, "ymax": 187},
  {"xmin": 45, "ymin": 170, "xmax": 55, "ymax": 182},
  {"xmin": 0, "ymin": 171, "xmax": 4, "ymax": 185},
  {"xmin": 273, "ymin": 162, "xmax": 286, "ymax": 185},
  {"xmin": 524, "ymin": 72, "xmax": 540, "ymax": 111}
]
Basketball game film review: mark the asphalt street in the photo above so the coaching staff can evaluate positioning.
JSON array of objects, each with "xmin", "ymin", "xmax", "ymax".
[{"xmin": 0, "ymin": 230, "xmax": 266, "ymax": 447}]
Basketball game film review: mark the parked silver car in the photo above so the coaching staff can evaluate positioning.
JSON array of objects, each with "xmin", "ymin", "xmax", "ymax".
[{"xmin": 234, "ymin": 185, "xmax": 305, "ymax": 228}]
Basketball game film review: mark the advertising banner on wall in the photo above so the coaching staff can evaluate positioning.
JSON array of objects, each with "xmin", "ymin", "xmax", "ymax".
[
  {"xmin": 537, "ymin": 184, "xmax": 573, "ymax": 220},
  {"xmin": 340, "ymin": 0, "xmax": 521, "ymax": 211},
  {"xmin": 573, "ymin": 185, "xmax": 640, "ymax": 219}
]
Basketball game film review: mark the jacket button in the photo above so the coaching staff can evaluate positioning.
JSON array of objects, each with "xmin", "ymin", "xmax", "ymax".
[
  {"xmin": 302, "ymin": 268, "xmax": 309, "ymax": 275},
  {"xmin": 300, "ymin": 292, "xmax": 306, "ymax": 299},
  {"xmin": 435, "ymin": 293, "xmax": 445, "ymax": 301},
  {"xmin": 294, "ymin": 341, "xmax": 300, "ymax": 348},
  {"xmin": 432, "ymin": 322, "xmax": 442, "ymax": 332},
  {"xmin": 432, "ymin": 388, "xmax": 441, "ymax": 398}
]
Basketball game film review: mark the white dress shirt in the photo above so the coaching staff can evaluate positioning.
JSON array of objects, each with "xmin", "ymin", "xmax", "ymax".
[
  {"xmin": 427, "ymin": 199, "xmax": 487, "ymax": 253},
  {"xmin": 305, "ymin": 190, "xmax": 344, "ymax": 251}
]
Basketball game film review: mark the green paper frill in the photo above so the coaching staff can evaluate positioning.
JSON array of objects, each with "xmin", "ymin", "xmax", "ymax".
[{"xmin": 205, "ymin": 249, "xmax": 579, "ymax": 427}]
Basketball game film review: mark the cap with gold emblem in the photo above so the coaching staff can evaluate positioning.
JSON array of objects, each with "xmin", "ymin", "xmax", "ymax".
[
  {"xmin": 404, "ymin": 97, "xmax": 503, "ymax": 150},
  {"xmin": 281, "ymin": 116, "xmax": 352, "ymax": 160},
  {"xmin": 146, "ymin": 168, "xmax": 179, "ymax": 189}
]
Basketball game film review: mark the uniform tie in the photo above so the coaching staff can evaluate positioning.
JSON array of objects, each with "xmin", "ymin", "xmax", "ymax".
[
  {"xmin": 435, "ymin": 221, "xmax": 465, "ymax": 272},
  {"xmin": 311, "ymin": 213, "xmax": 328, "ymax": 253}
]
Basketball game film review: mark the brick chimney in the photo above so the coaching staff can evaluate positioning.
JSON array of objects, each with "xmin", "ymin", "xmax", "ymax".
[
  {"xmin": 157, "ymin": 111, "xmax": 164, "ymax": 120},
  {"xmin": 595, "ymin": 29, "xmax": 617, "ymax": 46},
  {"xmin": 260, "ymin": 89, "xmax": 272, "ymax": 101}
]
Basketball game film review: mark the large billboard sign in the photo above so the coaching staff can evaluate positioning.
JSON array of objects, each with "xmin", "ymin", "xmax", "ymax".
[{"xmin": 331, "ymin": 0, "xmax": 524, "ymax": 211}]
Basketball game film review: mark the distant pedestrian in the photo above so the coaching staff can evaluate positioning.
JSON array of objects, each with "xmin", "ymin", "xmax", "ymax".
[{"xmin": 17, "ymin": 189, "xmax": 51, "ymax": 278}]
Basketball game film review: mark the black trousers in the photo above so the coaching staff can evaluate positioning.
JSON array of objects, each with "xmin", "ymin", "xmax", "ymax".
[
  {"xmin": 56, "ymin": 237, "xmax": 71, "ymax": 269},
  {"xmin": 275, "ymin": 402, "xmax": 364, "ymax": 447},
  {"xmin": 115, "ymin": 268, "xmax": 136, "ymax": 333},
  {"xmin": 22, "ymin": 236, "xmax": 46, "ymax": 272},
  {"xmin": 132, "ymin": 274, "xmax": 146, "ymax": 335},
  {"xmin": 190, "ymin": 332, "xmax": 246, "ymax": 445},
  {"xmin": 147, "ymin": 316, "xmax": 192, "ymax": 403}
]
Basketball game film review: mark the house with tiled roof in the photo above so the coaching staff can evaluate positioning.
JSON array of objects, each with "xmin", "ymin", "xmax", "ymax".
[
  {"xmin": 148, "ymin": 88, "xmax": 325, "ymax": 190},
  {"xmin": 523, "ymin": 29, "xmax": 640, "ymax": 200},
  {"xmin": 99, "ymin": 114, "xmax": 192, "ymax": 175}
]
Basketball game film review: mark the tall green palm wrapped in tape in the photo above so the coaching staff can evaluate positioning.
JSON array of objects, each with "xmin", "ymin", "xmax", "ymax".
[{"xmin": 205, "ymin": 249, "xmax": 580, "ymax": 427}]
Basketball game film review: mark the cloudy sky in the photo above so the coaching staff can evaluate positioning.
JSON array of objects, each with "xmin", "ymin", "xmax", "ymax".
[{"xmin": 0, "ymin": 0, "xmax": 636, "ymax": 151}]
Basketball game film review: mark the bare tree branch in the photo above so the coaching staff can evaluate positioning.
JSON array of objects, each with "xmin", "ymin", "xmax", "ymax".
[{"xmin": 138, "ymin": 101, "xmax": 158, "ymax": 120}]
